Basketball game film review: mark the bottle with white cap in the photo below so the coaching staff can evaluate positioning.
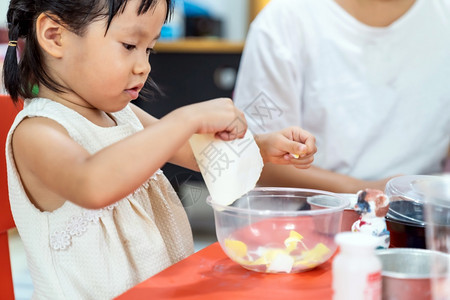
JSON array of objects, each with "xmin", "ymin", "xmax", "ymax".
[{"xmin": 332, "ymin": 232, "xmax": 382, "ymax": 300}]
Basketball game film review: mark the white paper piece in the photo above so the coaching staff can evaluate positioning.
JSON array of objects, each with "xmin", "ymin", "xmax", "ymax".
[{"xmin": 189, "ymin": 130, "xmax": 264, "ymax": 206}]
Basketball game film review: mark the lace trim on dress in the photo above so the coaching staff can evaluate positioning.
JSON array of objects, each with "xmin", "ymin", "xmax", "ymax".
[{"xmin": 49, "ymin": 170, "xmax": 163, "ymax": 251}]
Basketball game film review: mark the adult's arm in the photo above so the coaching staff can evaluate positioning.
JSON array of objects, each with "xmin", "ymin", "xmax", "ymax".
[{"xmin": 258, "ymin": 163, "xmax": 396, "ymax": 193}]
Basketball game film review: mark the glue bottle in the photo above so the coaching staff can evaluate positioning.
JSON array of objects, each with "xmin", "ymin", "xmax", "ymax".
[{"xmin": 332, "ymin": 232, "xmax": 382, "ymax": 300}]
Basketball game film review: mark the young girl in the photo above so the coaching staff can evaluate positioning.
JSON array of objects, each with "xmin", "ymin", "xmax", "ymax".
[{"xmin": 3, "ymin": 0, "xmax": 316, "ymax": 298}]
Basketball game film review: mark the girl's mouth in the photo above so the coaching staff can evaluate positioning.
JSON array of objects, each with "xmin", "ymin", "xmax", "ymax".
[{"xmin": 125, "ymin": 86, "xmax": 141, "ymax": 100}]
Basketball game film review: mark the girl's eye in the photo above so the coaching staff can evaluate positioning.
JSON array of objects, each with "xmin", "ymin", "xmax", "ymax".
[{"xmin": 123, "ymin": 43, "xmax": 136, "ymax": 51}]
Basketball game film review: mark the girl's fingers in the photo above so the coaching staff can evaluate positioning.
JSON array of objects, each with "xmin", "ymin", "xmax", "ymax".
[
  {"xmin": 276, "ymin": 153, "xmax": 314, "ymax": 166},
  {"xmin": 281, "ymin": 127, "xmax": 316, "ymax": 158},
  {"xmin": 216, "ymin": 131, "xmax": 231, "ymax": 140}
]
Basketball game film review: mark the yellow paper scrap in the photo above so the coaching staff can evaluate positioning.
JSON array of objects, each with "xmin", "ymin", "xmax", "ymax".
[{"xmin": 223, "ymin": 231, "xmax": 331, "ymax": 273}]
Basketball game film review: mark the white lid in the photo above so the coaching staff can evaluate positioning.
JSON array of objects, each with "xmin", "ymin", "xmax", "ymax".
[
  {"xmin": 335, "ymin": 232, "xmax": 378, "ymax": 249},
  {"xmin": 384, "ymin": 175, "xmax": 448, "ymax": 225},
  {"xmin": 384, "ymin": 175, "xmax": 437, "ymax": 202}
]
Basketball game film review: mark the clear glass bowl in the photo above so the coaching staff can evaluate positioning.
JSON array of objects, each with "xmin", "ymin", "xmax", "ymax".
[{"xmin": 207, "ymin": 187, "xmax": 349, "ymax": 273}]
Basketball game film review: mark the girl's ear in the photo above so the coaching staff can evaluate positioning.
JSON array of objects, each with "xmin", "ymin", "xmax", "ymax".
[{"xmin": 35, "ymin": 13, "xmax": 65, "ymax": 58}]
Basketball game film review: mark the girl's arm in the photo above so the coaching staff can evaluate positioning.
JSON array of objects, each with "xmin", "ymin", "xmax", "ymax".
[
  {"xmin": 130, "ymin": 104, "xmax": 199, "ymax": 171},
  {"xmin": 254, "ymin": 127, "xmax": 316, "ymax": 169},
  {"xmin": 12, "ymin": 99, "xmax": 243, "ymax": 210},
  {"xmin": 133, "ymin": 105, "xmax": 318, "ymax": 172}
]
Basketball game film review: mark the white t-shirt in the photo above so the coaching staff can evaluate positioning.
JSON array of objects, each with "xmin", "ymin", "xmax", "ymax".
[{"xmin": 234, "ymin": 0, "xmax": 450, "ymax": 180}]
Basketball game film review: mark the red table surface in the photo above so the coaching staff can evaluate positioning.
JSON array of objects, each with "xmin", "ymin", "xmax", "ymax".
[{"xmin": 116, "ymin": 242, "xmax": 334, "ymax": 300}]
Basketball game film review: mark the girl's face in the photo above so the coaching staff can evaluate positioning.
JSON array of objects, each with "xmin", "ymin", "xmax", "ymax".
[{"xmin": 60, "ymin": 0, "xmax": 167, "ymax": 112}]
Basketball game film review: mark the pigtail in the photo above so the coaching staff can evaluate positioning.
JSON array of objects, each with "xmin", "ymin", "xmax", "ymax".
[
  {"xmin": 3, "ymin": 3, "xmax": 36, "ymax": 103},
  {"xmin": 2, "ymin": 13, "xmax": 22, "ymax": 103}
]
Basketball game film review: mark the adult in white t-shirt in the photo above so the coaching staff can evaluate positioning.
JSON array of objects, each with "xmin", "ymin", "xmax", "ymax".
[{"xmin": 234, "ymin": 0, "xmax": 450, "ymax": 193}]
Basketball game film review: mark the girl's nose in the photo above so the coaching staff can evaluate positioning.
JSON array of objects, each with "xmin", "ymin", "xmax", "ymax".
[{"xmin": 133, "ymin": 53, "xmax": 151, "ymax": 75}]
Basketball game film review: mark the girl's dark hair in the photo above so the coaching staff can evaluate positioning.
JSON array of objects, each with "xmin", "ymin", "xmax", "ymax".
[{"xmin": 2, "ymin": 0, "xmax": 172, "ymax": 103}]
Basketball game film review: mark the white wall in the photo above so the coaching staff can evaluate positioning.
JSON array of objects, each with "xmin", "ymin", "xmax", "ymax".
[{"xmin": 0, "ymin": 2, "xmax": 8, "ymax": 28}]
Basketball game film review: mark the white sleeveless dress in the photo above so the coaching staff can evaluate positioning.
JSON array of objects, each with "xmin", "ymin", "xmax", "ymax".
[{"xmin": 5, "ymin": 98, "xmax": 194, "ymax": 299}]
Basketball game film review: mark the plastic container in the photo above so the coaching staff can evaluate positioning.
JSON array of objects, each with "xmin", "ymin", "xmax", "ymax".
[
  {"xmin": 339, "ymin": 193, "xmax": 360, "ymax": 231},
  {"xmin": 308, "ymin": 193, "xmax": 359, "ymax": 232},
  {"xmin": 333, "ymin": 232, "xmax": 382, "ymax": 300},
  {"xmin": 384, "ymin": 175, "xmax": 434, "ymax": 248},
  {"xmin": 421, "ymin": 177, "xmax": 450, "ymax": 300},
  {"xmin": 207, "ymin": 187, "xmax": 349, "ymax": 273}
]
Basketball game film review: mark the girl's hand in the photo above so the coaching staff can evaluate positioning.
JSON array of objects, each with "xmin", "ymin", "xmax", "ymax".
[
  {"xmin": 184, "ymin": 98, "xmax": 247, "ymax": 141},
  {"xmin": 255, "ymin": 127, "xmax": 317, "ymax": 169}
]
